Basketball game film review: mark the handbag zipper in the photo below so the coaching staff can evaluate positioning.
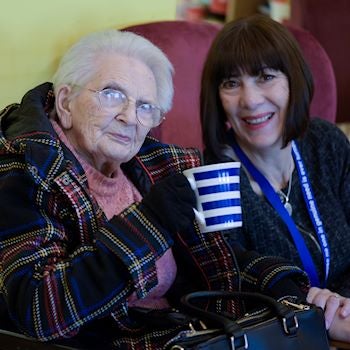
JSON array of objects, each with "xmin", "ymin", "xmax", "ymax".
[
  {"xmin": 165, "ymin": 328, "xmax": 221, "ymax": 349},
  {"xmin": 236, "ymin": 299, "xmax": 311, "ymax": 327},
  {"xmin": 237, "ymin": 309, "xmax": 272, "ymax": 327},
  {"xmin": 281, "ymin": 299, "xmax": 311, "ymax": 310}
]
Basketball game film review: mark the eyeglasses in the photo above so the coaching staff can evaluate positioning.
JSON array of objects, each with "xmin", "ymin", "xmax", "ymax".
[{"xmin": 76, "ymin": 85, "xmax": 165, "ymax": 128}]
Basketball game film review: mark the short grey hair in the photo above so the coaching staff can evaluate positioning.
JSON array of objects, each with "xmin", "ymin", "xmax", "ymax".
[{"xmin": 52, "ymin": 29, "xmax": 174, "ymax": 112}]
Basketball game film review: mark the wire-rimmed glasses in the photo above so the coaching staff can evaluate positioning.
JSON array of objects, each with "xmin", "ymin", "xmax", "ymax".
[{"xmin": 76, "ymin": 85, "xmax": 165, "ymax": 128}]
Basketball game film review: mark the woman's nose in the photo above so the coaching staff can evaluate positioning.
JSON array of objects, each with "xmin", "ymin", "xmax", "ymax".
[
  {"xmin": 115, "ymin": 100, "xmax": 138, "ymax": 125},
  {"xmin": 239, "ymin": 84, "xmax": 264, "ymax": 110}
]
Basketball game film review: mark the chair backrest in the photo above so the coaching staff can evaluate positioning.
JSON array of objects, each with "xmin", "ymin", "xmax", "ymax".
[
  {"xmin": 123, "ymin": 20, "xmax": 220, "ymax": 150},
  {"xmin": 290, "ymin": 0, "xmax": 349, "ymax": 123},
  {"xmin": 125, "ymin": 20, "xmax": 337, "ymax": 151},
  {"xmin": 285, "ymin": 24, "xmax": 337, "ymax": 125}
]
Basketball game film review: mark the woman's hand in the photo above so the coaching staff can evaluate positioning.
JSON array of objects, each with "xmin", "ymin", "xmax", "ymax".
[
  {"xmin": 141, "ymin": 173, "xmax": 196, "ymax": 233},
  {"xmin": 307, "ymin": 287, "xmax": 350, "ymax": 329},
  {"xmin": 328, "ymin": 308, "xmax": 350, "ymax": 343}
]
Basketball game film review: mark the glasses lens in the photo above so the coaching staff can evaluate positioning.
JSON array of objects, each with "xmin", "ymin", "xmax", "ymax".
[
  {"xmin": 137, "ymin": 104, "xmax": 163, "ymax": 127},
  {"xmin": 99, "ymin": 89, "xmax": 126, "ymax": 109}
]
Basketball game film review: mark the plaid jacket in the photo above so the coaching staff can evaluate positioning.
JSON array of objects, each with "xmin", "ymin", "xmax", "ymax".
[{"xmin": 0, "ymin": 84, "xmax": 309, "ymax": 349}]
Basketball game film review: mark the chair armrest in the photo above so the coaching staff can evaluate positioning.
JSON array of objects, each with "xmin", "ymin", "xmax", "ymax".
[{"xmin": 329, "ymin": 339, "xmax": 350, "ymax": 349}]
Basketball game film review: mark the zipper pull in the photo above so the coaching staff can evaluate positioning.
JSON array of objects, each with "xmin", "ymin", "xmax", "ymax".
[{"xmin": 281, "ymin": 299, "xmax": 311, "ymax": 311}]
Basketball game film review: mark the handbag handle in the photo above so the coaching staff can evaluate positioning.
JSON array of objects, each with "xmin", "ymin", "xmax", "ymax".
[{"xmin": 181, "ymin": 291, "xmax": 298, "ymax": 336}]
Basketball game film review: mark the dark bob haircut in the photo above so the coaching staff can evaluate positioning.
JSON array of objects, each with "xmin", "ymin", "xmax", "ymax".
[{"xmin": 200, "ymin": 14, "xmax": 314, "ymax": 161}]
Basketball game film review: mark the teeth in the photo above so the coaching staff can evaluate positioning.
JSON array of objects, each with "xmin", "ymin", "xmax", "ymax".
[{"xmin": 245, "ymin": 113, "xmax": 273, "ymax": 125}]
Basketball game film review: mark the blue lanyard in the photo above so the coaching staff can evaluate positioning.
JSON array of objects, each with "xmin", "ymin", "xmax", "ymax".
[
  {"xmin": 231, "ymin": 140, "xmax": 329, "ymax": 287},
  {"xmin": 291, "ymin": 142, "xmax": 330, "ymax": 286}
]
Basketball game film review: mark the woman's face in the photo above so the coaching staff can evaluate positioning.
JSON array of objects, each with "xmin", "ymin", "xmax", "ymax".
[
  {"xmin": 219, "ymin": 68, "xmax": 289, "ymax": 152},
  {"xmin": 57, "ymin": 53, "xmax": 158, "ymax": 176}
]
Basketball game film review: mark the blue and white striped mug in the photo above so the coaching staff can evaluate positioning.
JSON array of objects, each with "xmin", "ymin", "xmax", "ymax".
[{"xmin": 183, "ymin": 162, "xmax": 242, "ymax": 233}]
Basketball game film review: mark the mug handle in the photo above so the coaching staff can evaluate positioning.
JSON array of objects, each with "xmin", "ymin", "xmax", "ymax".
[
  {"xmin": 185, "ymin": 177, "xmax": 196, "ymax": 191},
  {"xmin": 193, "ymin": 208, "xmax": 206, "ymax": 227},
  {"xmin": 185, "ymin": 177, "xmax": 206, "ymax": 227}
]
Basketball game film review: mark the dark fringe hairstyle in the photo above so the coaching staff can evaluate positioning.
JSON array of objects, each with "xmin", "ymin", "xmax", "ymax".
[{"xmin": 200, "ymin": 14, "xmax": 314, "ymax": 161}]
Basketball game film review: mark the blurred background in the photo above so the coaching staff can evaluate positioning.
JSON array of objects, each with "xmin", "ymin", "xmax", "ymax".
[{"xmin": 1, "ymin": 0, "xmax": 349, "ymax": 127}]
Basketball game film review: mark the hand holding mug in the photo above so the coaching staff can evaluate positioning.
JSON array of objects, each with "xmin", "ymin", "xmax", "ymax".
[{"xmin": 141, "ymin": 173, "xmax": 196, "ymax": 233}]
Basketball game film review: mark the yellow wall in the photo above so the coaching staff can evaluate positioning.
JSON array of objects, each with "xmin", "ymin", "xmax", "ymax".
[{"xmin": 0, "ymin": 0, "xmax": 176, "ymax": 107}]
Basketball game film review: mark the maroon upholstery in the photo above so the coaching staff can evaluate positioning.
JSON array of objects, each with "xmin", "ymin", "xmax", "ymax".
[
  {"xmin": 290, "ymin": 0, "xmax": 350, "ymax": 123},
  {"xmin": 123, "ymin": 20, "xmax": 337, "ymax": 150},
  {"xmin": 286, "ymin": 24, "xmax": 337, "ymax": 125},
  {"xmin": 123, "ymin": 20, "xmax": 220, "ymax": 150}
]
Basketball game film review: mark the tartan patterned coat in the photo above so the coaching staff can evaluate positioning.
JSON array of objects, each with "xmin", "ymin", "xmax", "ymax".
[{"xmin": 0, "ymin": 84, "xmax": 309, "ymax": 349}]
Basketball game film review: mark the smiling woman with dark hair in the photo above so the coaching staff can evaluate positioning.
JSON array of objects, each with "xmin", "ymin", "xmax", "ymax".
[
  {"xmin": 201, "ymin": 14, "xmax": 350, "ymax": 342},
  {"xmin": 201, "ymin": 14, "xmax": 313, "ymax": 160}
]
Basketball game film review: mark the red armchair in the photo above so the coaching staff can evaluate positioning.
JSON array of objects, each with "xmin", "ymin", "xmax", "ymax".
[
  {"xmin": 123, "ymin": 20, "xmax": 337, "ymax": 150},
  {"xmin": 290, "ymin": 0, "xmax": 350, "ymax": 123}
]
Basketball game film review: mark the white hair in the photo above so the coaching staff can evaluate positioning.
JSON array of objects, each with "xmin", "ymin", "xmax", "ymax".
[{"xmin": 52, "ymin": 29, "xmax": 174, "ymax": 112}]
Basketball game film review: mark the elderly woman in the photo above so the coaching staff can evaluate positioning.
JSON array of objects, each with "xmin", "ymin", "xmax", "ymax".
[
  {"xmin": 200, "ymin": 14, "xmax": 350, "ymax": 342},
  {"xmin": 0, "ymin": 29, "xmax": 309, "ymax": 349}
]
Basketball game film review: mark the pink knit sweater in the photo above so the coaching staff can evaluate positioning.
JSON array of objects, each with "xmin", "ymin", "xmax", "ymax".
[{"xmin": 51, "ymin": 120, "xmax": 176, "ymax": 309}]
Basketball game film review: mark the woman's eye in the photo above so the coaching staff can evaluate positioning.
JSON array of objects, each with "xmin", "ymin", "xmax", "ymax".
[
  {"xmin": 261, "ymin": 74, "xmax": 275, "ymax": 81},
  {"xmin": 259, "ymin": 68, "xmax": 281, "ymax": 82},
  {"xmin": 221, "ymin": 79, "xmax": 240, "ymax": 89},
  {"xmin": 138, "ymin": 103, "xmax": 153, "ymax": 112},
  {"xmin": 102, "ymin": 89, "xmax": 125, "ymax": 100}
]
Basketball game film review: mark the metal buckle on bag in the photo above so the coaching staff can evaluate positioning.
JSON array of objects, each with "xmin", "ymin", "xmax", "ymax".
[
  {"xmin": 280, "ymin": 299, "xmax": 308, "ymax": 335},
  {"xmin": 230, "ymin": 333, "xmax": 248, "ymax": 350},
  {"xmin": 188, "ymin": 320, "xmax": 207, "ymax": 331},
  {"xmin": 282, "ymin": 315, "xmax": 299, "ymax": 335}
]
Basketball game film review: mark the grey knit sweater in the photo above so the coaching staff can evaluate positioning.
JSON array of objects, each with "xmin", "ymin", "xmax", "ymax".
[{"xmin": 212, "ymin": 119, "xmax": 350, "ymax": 296}]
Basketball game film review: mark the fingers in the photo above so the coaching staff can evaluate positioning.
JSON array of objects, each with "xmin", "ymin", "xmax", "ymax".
[
  {"xmin": 324, "ymin": 296, "xmax": 341, "ymax": 329},
  {"xmin": 307, "ymin": 287, "xmax": 340, "ymax": 307},
  {"xmin": 307, "ymin": 288, "xmax": 350, "ymax": 329},
  {"xmin": 306, "ymin": 286, "xmax": 322, "ymax": 304},
  {"xmin": 307, "ymin": 287, "xmax": 341, "ymax": 329},
  {"xmin": 328, "ymin": 311, "xmax": 350, "ymax": 344},
  {"xmin": 339, "ymin": 297, "xmax": 350, "ymax": 318},
  {"xmin": 306, "ymin": 287, "xmax": 335, "ymax": 307}
]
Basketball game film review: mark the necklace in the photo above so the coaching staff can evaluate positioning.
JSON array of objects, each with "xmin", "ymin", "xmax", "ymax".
[{"xmin": 277, "ymin": 170, "xmax": 293, "ymax": 216}]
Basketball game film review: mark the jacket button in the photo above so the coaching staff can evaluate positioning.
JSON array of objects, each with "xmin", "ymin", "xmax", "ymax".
[
  {"xmin": 62, "ymin": 175, "xmax": 70, "ymax": 185},
  {"xmin": 29, "ymin": 165, "xmax": 38, "ymax": 176}
]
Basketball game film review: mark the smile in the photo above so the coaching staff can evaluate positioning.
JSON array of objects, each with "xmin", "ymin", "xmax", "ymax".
[{"xmin": 244, "ymin": 113, "xmax": 274, "ymax": 125}]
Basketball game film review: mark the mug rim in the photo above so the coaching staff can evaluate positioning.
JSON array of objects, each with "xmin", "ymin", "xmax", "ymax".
[{"xmin": 183, "ymin": 161, "xmax": 240, "ymax": 175}]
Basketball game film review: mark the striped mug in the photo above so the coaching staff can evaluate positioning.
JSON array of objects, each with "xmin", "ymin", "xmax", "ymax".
[{"xmin": 183, "ymin": 162, "xmax": 242, "ymax": 233}]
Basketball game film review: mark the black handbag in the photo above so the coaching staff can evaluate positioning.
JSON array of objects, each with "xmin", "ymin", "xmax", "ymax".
[{"xmin": 165, "ymin": 291, "xmax": 330, "ymax": 350}]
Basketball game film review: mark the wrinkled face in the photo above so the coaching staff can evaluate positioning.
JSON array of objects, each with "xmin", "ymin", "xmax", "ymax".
[
  {"xmin": 219, "ymin": 68, "xmax": 289, "ymax": 152},
  {"xmin": 58, "ymin": 53, "xmax": 158, "ymax": 174}
]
